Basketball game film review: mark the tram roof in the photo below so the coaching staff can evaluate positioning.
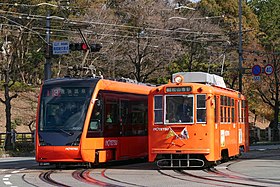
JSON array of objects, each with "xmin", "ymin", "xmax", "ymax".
[
  {"xmin": 172, "ymin": 72, "xmax": 226, "ymax": 88},
  {"xmin": 43, "ymin": 77, "xmax": 100, "ymax": 87},
  {"xmin": 43, "ymin": 76, "xmax": 155, "ymax": 88}
]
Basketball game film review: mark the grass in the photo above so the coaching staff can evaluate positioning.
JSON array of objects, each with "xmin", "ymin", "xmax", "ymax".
[{"xmin": 0, "ymin": 142, "xmax": 35, "ymax": 157}]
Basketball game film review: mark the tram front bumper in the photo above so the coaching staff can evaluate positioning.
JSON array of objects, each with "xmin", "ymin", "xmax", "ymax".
[{"xmin": 36, "ymin": 146, "xmax": 83, "ymax": 163}]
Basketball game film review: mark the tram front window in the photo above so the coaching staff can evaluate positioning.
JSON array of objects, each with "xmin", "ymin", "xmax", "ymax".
[
  {"xmin": 40, "ymin": 87, "xmax": 92, "ymax": 132},
  {"xmin": 165, "ymin": 95, "xmax": 194, "ymax": 124}
]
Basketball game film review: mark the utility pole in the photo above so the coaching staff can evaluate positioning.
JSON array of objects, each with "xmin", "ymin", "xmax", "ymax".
[
  {"xmin": 238, "ymin": 0, "xmax": 243, "ymax": 93},
  {"xmin": 44, "ymin": 8, "xmax": 52, "ymax": 80}
]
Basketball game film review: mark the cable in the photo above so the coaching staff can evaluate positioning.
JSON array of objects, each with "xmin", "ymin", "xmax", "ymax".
[
  {"xmin": 0, "ymin": 9, "xmax": 224, "ymax": 37},
  {"xmin": 0, "ymin": 15, "xmax": 48, "ymax": 44},
  {"xmin": 0, "ymin": 2, "xmax": 84, "ymax": 9}
]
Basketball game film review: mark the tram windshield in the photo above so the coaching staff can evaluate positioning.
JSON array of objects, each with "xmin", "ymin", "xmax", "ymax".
[
  {"xmin": 39, "ymin": 86, "xmax": 93, "ymax": 132},
  {"xmin": 165, "ymin": 95, "xmax": 194, "ymax": 124}
]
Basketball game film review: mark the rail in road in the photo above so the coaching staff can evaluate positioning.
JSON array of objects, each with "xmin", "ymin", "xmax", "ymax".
[{"xmin": 0, "ymin": 149, "xmax": 280, "ymax": 186}]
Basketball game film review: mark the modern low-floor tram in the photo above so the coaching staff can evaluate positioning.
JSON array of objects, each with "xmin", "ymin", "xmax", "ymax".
[{"xmin": 36, "ymin": 76, "xmax": 153, "ymax": 166}]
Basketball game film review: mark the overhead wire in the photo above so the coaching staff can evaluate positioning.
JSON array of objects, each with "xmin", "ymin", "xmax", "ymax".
[{"xmin": 0, "ymin": 9, "xmax": 224, "ymax": 36}]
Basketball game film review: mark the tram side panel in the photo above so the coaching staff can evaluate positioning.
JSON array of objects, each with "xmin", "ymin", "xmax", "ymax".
[{"xmin": 81, "ymin": 88, "xmax": 149, "ymax": 163}]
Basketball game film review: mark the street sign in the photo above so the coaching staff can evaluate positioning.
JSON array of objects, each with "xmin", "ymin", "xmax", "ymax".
[
  {"xmin": 253, "ymin": 76, "xmax": 261, "ymax": 81},
  {"xmin": 52, "ymin": 41, "xmax": 69, "ymax": 55},
  {"xmin": 252, "ymin": 65, "xmax": 262, "ymax": 76},
  {"xmin": 264, "ymin": 64, "xmax": 274, "ymax": 75}
]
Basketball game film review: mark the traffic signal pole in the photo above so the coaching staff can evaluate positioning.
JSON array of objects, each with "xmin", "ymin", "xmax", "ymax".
[
  {"xmin": 238, "ymin": 0, "xmax": 243, "ymax": 93},
  {"xmin": 78, "ymin": 28, "xmax": 90, "ymax": 68},
  {"xmin": 44, "ymin": 9, "xmax": 52, "ymax": 80}
]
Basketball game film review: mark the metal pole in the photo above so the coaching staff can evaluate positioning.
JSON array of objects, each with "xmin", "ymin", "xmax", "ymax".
[
  {"xmin": 44, "ymin": 9, "xmax": 52, "ymax": 80},
  {"xmin": 238, "ymin": 0, "xmax": 243, "ymax": 93}
]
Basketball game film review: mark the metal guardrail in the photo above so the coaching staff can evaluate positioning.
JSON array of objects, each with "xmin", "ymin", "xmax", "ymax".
[{"xmin": 0, "ymin": 132, "xmax": 34, "ymax": 147}]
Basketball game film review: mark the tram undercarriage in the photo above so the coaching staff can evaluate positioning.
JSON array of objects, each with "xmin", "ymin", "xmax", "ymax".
[{"xmin": 156, "ymin": 154, "xmax": 215, "ymax": 169}]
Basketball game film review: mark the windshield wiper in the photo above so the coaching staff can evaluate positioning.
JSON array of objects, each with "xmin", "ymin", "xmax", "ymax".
[{"xmin": 59, "ymin": 129, "xmax": 73, "ymax": 136}]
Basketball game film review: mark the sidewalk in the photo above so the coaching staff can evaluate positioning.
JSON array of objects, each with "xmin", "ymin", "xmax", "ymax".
[{"xmin": 249, "ymin": 141, "xmax": 280, "ymax": 151}]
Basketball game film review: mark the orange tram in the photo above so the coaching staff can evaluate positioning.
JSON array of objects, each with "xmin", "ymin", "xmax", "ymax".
[
  {"xmin": 35, "ymin": 77, "xmax": 153, "ymax": 167},
  {"xmin": 148, "ymin": 72, "xmax": 249, "ymax": 168}
]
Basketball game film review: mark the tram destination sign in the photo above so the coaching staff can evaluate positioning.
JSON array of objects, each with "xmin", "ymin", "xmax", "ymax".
[{"xmin": 166, "ymin": 86, "xmax": 192, "ymax": 92}]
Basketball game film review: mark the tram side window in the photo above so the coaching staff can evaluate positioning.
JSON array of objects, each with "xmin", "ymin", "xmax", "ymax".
[
  {"xmin": 231, "ymin": 99, "xmax": 235, "ymax": 123},
  {"xmin": 131, "ymin": 102, "xmax": 147, "ymax": 135},
  {"xmin": 239, "ymin": 100, "xmax": 246, "ymax": 123},
  {"xmin": 215, "ymin": 96, "xmax": 218, "ymax": 123},
  {"xmin": 104, "ymin": 98, "xmax": 119, "ymax": 136},
  {"xmin": 220, "ymin": 96, "xmax": 225, "ymax": 123},
  {"xmin": 220, "ymin": 95, "xmax": 231, "ymax": 123},
  {"xmin": 88, "ymin": 97, "xmax": 103, "ymax": 131},
  {"xmin": 154, "ymin": 96, "xmax": 163, "ymax": 124},
  {"xmin": 197, "ymin": 95, "xmax": 206, "ymax": 123}
]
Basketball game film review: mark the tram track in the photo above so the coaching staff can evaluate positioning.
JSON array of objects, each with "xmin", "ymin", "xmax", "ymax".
[
  {"xmin": 157, "ymin": 158, "xmax": 276, "ymax": 187},
  {"xmin": 208, "ymin": 167, "xmax": 280, "ymax": 186},
  {"xmin": 157, "ymin": 169, "xmax": 221, "ymax": 186},
  {"xmin": 39, "ymin": 170, "xmax": 71, "ymax": 187},
  {"xmin": 100, "ymin": 169, "xmax": 145, "ymax": 187},
  {"xmin": 72, "ymin": 169, "xmax": 128, "ymax": 187},
  {"xmin": 3, "ymin": 153, "xmax": 280, "ymax": 187}
]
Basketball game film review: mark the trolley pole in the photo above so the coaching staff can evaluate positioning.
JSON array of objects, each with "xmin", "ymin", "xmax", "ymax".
[
  {"xmin": 238, "ymin": 0, "xmax": 243, "ymax": 93},
  {"xmin": 44, "ymin": 8, "xmax": 52, "ymax": 80}
]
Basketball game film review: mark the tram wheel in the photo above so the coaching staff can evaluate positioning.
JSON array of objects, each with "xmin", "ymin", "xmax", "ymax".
[
  {"xmin": 87, "ymin": 162, "xmax": 93, "ymax": 168},
  {"xmin": 221, "ymin": 149, "xmax": 229, "ymax": 162}
]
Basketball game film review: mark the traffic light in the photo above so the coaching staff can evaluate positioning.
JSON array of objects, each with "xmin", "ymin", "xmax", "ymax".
[
  {"xmin": 69, "ymin": 43, "xmax": 102, "ymax": 52},
  {"xmin": 89, "ymin": 43, "xmax": 102, "ymax": 52},
  {"xmin": 69, "ymin": 43, "xmax": 88, "ymax": 51}
]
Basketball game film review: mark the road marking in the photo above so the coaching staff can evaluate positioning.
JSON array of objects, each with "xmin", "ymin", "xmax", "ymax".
[
  {"xmin": 3, "ymin": 181, "xmax": 12, "ymax": 185},
  {"xmin": 2, "ymin": 168, "xmax": 25, "ymax": 186}
]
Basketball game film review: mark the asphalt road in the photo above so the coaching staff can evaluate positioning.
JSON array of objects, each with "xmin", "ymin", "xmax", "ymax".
[{"xmin": 0, "ymin": 145, "xmax": 279, "ymax": 187}]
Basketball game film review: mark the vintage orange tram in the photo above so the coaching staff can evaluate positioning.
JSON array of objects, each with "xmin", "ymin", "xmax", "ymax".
[
  {"xmin": 148, "ymin": 72, "xmax": 249, "ymax": 168},
  {"xmin": 36, "ymin": 77, "xmax": 153, "ymax": 166}
]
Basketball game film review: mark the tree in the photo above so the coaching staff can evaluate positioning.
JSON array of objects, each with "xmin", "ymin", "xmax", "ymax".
[
  {"xmin": 249, "ymin": 0, "xmax": 280, "ymax": 141},
  {"xmin": 0, "ymin": 0, "xmax": 90, "ymax": 149},
  {"xmin": 199, "ymin": 0, "xmax": 259, "ymax": 89},
  {"xmin": 0, "ymin": 42, "xmax": 18, "ymax": 150},
  {"xmin": 71, "ymin": 0, "xmax": 183, "ymax": 83}
]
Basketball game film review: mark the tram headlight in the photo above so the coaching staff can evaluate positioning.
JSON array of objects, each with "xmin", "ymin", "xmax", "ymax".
[{"xmin": 174, "ymin": 75, "xmax": 183, "ymax": 84}]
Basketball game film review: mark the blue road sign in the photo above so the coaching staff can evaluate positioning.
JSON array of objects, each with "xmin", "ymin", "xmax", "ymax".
[
  {"xmin": 53, "ymin": 41, "xmax": 69, "ymax": 55},
  {"xmin": 252, "ymin": 65, "xmax": 262, "ymax": 76}
]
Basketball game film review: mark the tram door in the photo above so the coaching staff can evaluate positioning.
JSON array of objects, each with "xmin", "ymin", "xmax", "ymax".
[
  {"xmin": 214, "ymin": 95, "xmax": 222, "ymax": 159},
  {"xmin": 119, "ymin": 99, "xmax": 131, "ymax": 157}
]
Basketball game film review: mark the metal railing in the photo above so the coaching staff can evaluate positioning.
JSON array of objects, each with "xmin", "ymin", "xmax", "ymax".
[{"xmin": 0, "ymin": 132, "xmax": 34, "ymax": 147}]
